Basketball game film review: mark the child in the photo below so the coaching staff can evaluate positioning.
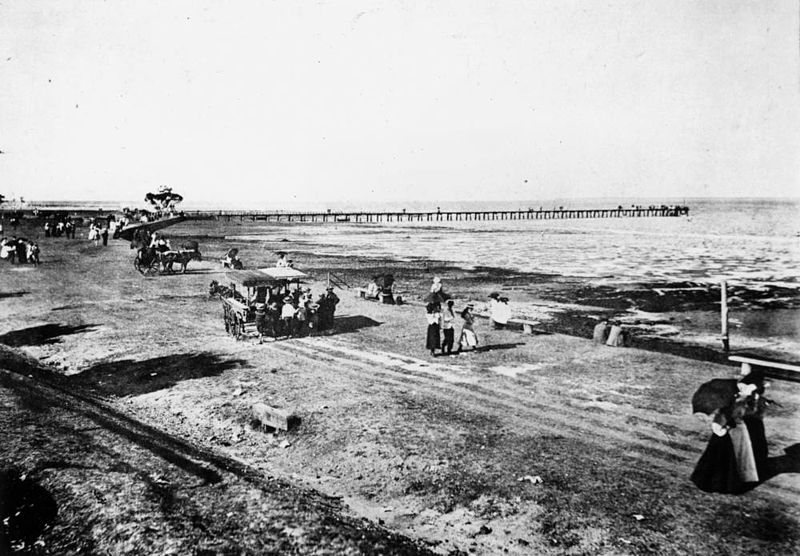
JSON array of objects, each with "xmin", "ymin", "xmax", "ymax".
[
  {"xmin": 441, "ymin": 300, "xmax": 456, "ymax": 355},
  {"xmin": 458, "ymin": 304, "xmax": 478, "ymax": 352}
]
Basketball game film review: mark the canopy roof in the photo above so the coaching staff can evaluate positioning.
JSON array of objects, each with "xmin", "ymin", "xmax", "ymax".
[
  {"xmin": 226, "ymin": 267, "xmax": 308, "ymax": 288},
  {"xmin": 256, "ymin": 267, "xmax": 308, "ymax": 280}
]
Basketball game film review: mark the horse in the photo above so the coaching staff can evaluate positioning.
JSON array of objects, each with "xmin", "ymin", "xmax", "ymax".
[{"xmin": 161, "ymin": 249, "xmax": 202, "ymax": 274}]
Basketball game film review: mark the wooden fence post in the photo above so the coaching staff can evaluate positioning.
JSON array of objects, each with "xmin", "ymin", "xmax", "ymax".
[{"xmin": 721, "ymin": 281, "xmax": 729, "ymax": 351}]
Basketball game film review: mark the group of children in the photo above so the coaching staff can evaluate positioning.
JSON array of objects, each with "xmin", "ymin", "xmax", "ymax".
[{"xmin": 254, "ymin": 286, "xmax": 340, "ymax": 341}]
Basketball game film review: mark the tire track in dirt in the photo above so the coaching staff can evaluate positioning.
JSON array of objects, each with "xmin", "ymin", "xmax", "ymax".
[
  {"xmin": 293, "ymin": 338, "xmax": 695, "ymax": 456},
  {"xmin": 268, "ymin": 337, "xmax": 800, "ymax": 503},
  {"xmin": 358, "ymin": 341, "xmax": 696, "ymax": 433},
  {"xmin": 275, "ymin": 340, "xmax": 691, "ymax": 464}
]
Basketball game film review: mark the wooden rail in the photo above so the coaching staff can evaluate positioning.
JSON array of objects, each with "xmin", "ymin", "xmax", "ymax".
[
  {"xmin": 182, "ymin": 205, "xmax": 690, "ymax": 223},
  {"xmin": 729, "ymin": 355, "xmax": 800, "ymax": 383}
]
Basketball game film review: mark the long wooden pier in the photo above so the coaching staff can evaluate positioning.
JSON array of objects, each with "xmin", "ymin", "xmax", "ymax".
[{"xmin": 183, "ymin": 205, "xmax": 689, "ymax": 223}]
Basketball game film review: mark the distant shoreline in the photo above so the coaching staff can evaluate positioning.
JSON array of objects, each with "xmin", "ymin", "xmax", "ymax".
[{"xmin": 2, "ymin": 196, "xmax": 797, "ymax": 214}]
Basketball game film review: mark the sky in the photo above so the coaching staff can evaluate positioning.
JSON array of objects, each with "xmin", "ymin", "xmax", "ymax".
[{"xmin": 1, "ymin": 0, "xmax": 798, "ymax": 207}]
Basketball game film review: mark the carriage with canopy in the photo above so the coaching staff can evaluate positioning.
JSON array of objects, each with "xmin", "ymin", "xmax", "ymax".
[{"xmin": 221, "ymin": 267, "xmax": 308, "ymax": 339}]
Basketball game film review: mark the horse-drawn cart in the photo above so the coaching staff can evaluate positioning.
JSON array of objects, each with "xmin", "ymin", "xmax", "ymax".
[
  {"xmin": 134, "ymin": 241, "xmax": 203, "ymax": 276},
  {"xmin": 220, "ymin": 267, "xmax": 308, "ymax": 340}
]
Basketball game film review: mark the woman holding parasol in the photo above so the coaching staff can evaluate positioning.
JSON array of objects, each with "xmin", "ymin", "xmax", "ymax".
[{"xmin": 690, "ymin": 369, "xmax": 768, "ymax": 494}]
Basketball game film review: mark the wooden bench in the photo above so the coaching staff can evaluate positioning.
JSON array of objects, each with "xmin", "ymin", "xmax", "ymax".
[
  {"xmin": 729, "ymin": 355, "xmax": 800, "ymax": 383},
  {"xmin": 508, "ymin": 318, "xmax": 544, "ymax": 335},
  {"xmin": 355, "ymin": 287, "xmax": 403, "ymax": 305}
]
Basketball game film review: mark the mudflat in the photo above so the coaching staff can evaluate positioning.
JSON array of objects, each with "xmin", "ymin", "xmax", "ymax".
[{"xmin": 1, "ymin": 219, "xmax": 799, "ymax": 555}]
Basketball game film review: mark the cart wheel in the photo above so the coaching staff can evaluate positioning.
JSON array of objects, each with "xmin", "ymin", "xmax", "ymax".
[{"xmin": 144, "ymin": 259, "xmax": 160, "ymax": 277}]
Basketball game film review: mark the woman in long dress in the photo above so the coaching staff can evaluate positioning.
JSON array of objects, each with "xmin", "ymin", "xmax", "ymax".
[
  {"xmin": 425, "ymin": 302, "xmax": 441, "ymax": 355},
  {"xmin": 691, "ymin": 373, "xmax": 767, "ymax": 494},
  {"xmin": 457, "ymin": 305, "xmax": 478, "ymax": 352}
]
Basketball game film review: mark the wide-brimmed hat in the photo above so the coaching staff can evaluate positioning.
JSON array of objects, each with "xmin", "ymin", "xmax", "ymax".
[
  {"xmin": 499, "ymin": 296, "xmax": 509, "ymax": 302},
  {"xmin": 283, "ymin": 296, "xmax": 293, "ymax": 302},
  {"xmin": 433, "ymin": 277, "xmax": 441, "ymax": 283},
  {"xmin": 488, "ymin": 292, "xmax": 500, "ymax": 299}
]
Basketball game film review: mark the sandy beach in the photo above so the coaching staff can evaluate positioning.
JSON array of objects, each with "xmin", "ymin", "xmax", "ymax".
[{"xmin": 2, "ymin": 217, "xmax": 800, "ymax": 555}]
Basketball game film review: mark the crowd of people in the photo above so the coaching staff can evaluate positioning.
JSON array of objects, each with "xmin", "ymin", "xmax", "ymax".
[
  {"xmin": 42, "ymin": 217, "xmax": 77, "ymax": 239},
  {"xmin": 0, "ymin": 236, "xmax": 39, "ymax": 265},
  {"xmin": 253, "ymin": 285, "xmax": 340, "ymax": 341}
]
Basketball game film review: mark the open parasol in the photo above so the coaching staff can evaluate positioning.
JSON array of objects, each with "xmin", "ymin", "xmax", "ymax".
[{"xmin": 691, "ymin": 378, "xmax": 738, "ymax": 415}]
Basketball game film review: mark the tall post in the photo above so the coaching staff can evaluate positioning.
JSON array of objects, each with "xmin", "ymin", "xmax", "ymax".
[{"xmin": 720, "ymin": 281, "xmax": 729, "ymax": 352}]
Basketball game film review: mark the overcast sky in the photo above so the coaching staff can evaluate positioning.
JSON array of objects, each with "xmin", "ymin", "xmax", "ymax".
[{"xmin": 1, "ymin": 1, "xmax": 798, "ymax": 206}]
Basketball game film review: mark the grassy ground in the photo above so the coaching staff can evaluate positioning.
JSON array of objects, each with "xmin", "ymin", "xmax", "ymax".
[{"xmin": 1, "ymin": 217, "xmax": 799, "ymax": 555}]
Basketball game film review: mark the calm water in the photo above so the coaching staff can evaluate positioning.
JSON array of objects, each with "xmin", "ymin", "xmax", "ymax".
[{"xmin": 230, "ymin": 198, "xmax": 800, "ymax": 291}]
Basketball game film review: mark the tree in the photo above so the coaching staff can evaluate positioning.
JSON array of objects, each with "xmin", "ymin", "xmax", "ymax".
[{"xmin": 144, "ymin": 186, "xmax": 184, "ymax": 213}]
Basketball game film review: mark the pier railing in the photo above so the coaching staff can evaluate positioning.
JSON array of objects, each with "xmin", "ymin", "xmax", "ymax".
[{"xmin": 181, "ymin": 206, "xmax": 689, "ymax": 223}]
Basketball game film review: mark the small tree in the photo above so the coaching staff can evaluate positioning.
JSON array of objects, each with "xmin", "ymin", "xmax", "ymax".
[{"xmin": 144, "ymin": 186, "xmax": 183, "ymax": 213}]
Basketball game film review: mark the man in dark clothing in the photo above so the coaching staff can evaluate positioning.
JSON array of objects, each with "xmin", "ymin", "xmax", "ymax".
[
  {"xmin": 14, "ymin": 239, "xmax": 26, "ymax": 265},
  {"xmin": 101, "ymin": 227, "xmax": 109, "ymax": 246},
  {"xmin": 319, "ymin": 287, "xmax": 340, "ymax": 331}
]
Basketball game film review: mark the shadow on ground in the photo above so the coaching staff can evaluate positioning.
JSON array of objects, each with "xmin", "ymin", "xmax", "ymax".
[
  {"xmin": 0, "ymin": 467, "xmax": 58, "ymax": 553},
  {"xmin": 475, "ymin": 342, "xmax": 524, "ymax": 353},
  {"xmin": 71, "ymin": 352, "xmax": 249, "ymax": 397},
  {"xmin": 0, "ymin": 291, "xmax": 29, "ymax": 299},
  {"xmin": 331, "ymin": 315, "xmax": 382, "ymax": 334},
  {"xmin": 763, "ymin": 443, "xmax": 800, "ymax": 482},
  {"xmin": 0, "ymin": 324, "xmax": 99, "ymax": 347}
]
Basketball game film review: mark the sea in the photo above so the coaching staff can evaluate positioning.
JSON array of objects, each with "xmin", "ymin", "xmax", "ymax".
[{"xmin": 229, "ymin": 198, "xmax": 800, "ymax": 291}]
